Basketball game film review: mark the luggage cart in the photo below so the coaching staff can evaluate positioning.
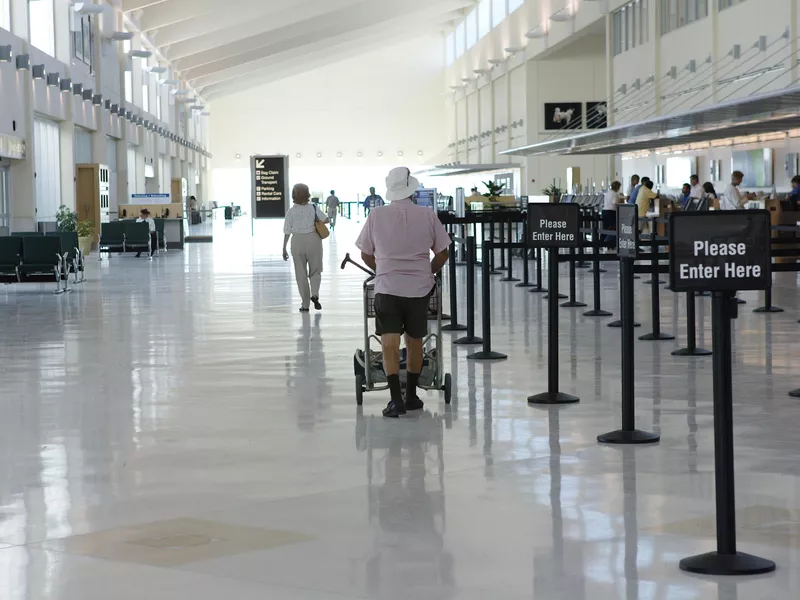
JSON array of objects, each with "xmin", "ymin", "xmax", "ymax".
[{"xmin": 341, "ymin": 254, "xmax": 452, "ymax": 406}]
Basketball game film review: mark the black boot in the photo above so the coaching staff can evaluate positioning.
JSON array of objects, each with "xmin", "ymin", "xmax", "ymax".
[
  {"xmin": 383, "ymin": 374, "xmax": 406, "ymax": 418},
  {"xmin": 405, "ymin": 371, "xmax": 424, "ymax": 411}
]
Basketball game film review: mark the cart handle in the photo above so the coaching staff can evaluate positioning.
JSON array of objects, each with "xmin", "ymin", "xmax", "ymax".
[{"xmin": 341, "ymin": 253, "xmax": 375, "ymax": 276}]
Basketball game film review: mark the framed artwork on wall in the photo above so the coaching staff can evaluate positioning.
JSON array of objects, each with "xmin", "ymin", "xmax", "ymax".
[
  {"xmin": 544, "ymin": 103, "xmax": 582, "ymax": 131},
  {"xmin": 709, "ymin": 159, "xmax": 722, "ymax": 182},
  {"xmin": 586, "ymin": 102, "xmax": 608, "ymax": 129}
]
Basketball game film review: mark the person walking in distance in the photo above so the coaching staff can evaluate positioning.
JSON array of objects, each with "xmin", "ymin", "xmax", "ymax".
[
  {"xmin": 283, "ymin": 183, "xmax": 330, "ymax": 312},
  {"xmin": 326, "ymin": 190, "xmax": 340, "ymax": 231},
  {"xmin": 356, "ymin": 167, "xmax": 451, "ymax": 418},
  {"xmin": 363, "ymin": 187, "xmax": 384, "ymax": 216}
]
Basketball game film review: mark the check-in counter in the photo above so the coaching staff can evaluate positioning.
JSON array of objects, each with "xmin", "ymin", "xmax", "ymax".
[{"xmin": 766, "ymin": 198, "xmax": 800, "ymax": 264}]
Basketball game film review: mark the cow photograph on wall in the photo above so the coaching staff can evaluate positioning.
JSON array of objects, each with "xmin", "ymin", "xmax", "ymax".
[
  {"xmin": 586, "ymin": 101, "xmax": 608, "ymax": 129},
  {"xmin": 544, "ymin": 102, "xmax": 583, "ymax": 131}
]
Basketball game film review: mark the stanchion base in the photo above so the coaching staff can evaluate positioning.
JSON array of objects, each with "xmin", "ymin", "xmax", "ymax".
[
  {"xmin": 753, "ymin": 306, "xmax": 784, "ymax": 313},
  {"xmin": 489, "ymin": 270, "xmax": 504, "ymax": 276},
  {"xmin": 639, "ymin": 332, "xmax": 676, "ymax": 341},
  {"xmin": 545, "ymin": 294, "xmax": 569, "ymax": 300},
  {"xmin": 736, "ymin": 298, "xmax": 746, "ymax": 305},
  {"xmin": 501, "ymin": 277, "xmax": 521, "ymax": 282},
  {"xmin": 528, "ymin": 392, "xmax": 580, "ymax": 405},
  {"xmin": 597, "ymin": 429, "xmax": 660, "ymax": 444},
  {"xmin": 529, "ymin": 287, "xmax": 548, "ymax": 294},
  {"xmin": 633, "ymin": 275, "xmax": 641, "ymax": 280},
  {"xmin": 608, "ymin": 320, "xmax": 642, "ymax": 328},
  {"xmin": 561, "ymin": 301, "xmax": 588, "ymax": 308},
  {"xmin": 516, "ymin": 282, "xmax": 537, "ymax": 288},
  {"xmin": 431, "ymin": 313, "xmax": 451, "ymax": 321},
  {"xmin": 496, "ymin": 266, "xmax": 509, "ymax": 271},
  {"xmin": 679, "ymin": 551, "xmax": 776, "ymax": 576},
  {"xmin": 672, "ymin": 347, "xmax": 712, "ymax": 356},
  {"xmin": 584, "ymin": 309, "xmax": 613, "ymax": 317},
  {"xmin": 643, "ymin": 280, "xmax": 666, "ymax": 285},
  {"xmin": 442, "ymin": 323, "xmax": 468, "ymax": 332},
  {"xmin": 467, "ymin": 350, "xmax": 508, "ymax": 361},
  {"xmin": 453, "ymin": 336, "xmax": 483, "ymax": 346},
  {"xmin": 789, "ymin": 388, "xmax": 800, "ymax": 398}
]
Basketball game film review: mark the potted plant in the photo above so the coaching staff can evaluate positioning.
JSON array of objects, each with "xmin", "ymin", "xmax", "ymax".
[
  {"xmin": 56, "ymin": 205, "xmax": 77, "ymax": 232},
  {"xmin": 482, "ymin": 180, "xmax": 507, "ymax": 201},
  {"xmin": 542, "ymin": 182, "xmax": 565, "ymax": 202},
  {"xmin": 77, "ymin": 220, "xmax": 94, "ymax": 256}
]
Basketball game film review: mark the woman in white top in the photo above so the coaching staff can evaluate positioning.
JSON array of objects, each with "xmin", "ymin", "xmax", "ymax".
[{"xmin": 282, "ymin": 184, "xmax": 330, "ymax": 312}]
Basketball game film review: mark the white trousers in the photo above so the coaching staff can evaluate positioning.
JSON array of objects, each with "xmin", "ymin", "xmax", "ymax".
[{"xmin": 291, "ymin": 232, "xmax": 323, "ymax": 308}]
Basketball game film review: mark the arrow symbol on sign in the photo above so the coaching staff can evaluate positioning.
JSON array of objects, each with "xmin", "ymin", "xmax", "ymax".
[{"xmin": 256, "ymin": 159, "xmax": 265, "ymax": 169}]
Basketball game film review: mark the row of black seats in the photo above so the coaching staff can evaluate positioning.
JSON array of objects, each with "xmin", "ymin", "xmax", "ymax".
[
  {"xmin": 98, "ymin": 221, "xmax": 162, "ymax": 259},
  {"xmin": 0, "ymin": 232, "xmax": 85, "ymax": 294}
]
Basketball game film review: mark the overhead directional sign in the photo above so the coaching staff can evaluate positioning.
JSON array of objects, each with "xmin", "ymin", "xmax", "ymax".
[
  {"xmin": 251, "ymin": 155, "xmax": 289, "ymax": 219},
  {"xmin": 669, "ymin": 210, "xmax": 771, "ymax": 292}
]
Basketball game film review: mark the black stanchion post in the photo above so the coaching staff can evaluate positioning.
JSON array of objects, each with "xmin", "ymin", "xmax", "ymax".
[
  {"xmin": 577, "ymin": 211, "xmax": 590, "ymax": 269},
  {"xmin": 639, "ymin": 237, "xmax": 674, "ymax": 341},
  {"xmin": 502, "ymin": 218, "xmax": 520, "ymax": 283},
  {"xmin": 442, "ymin": 235, "xmax": 467, "ymax": 333},
  {"xmin": 530, "ymin": 247, "xmax": 547, "ymax": 293},
  {"xmin": 454, "ymin": 237, "xmax": 483, "ymax": 346},
  {"xmin": 584, "ymin": 215, "xmax": 612, "ymax": 317},
  {"xmin": 671, "ymin": 209, "xmax": 775, "ymax": 576},
  {"xmin": 529, "ymin": 248, "xmax": 580, "ymax": 405},
  {"xmin": 489, "ymin": 222, "xmax": 501, "ymax": 275},
  {"xmin": 498, "ymin": 218, "xmax": 507, "ymax": 271},
  {"xmin": 753, "ymin": 285, "xmax": 783, "ymax": 313},
  {"xmin": 517, "ymin": 218, "xmax": 535, "ymax": 288},
  {"xmin": 679, "ymin": 293, "xmax": 775, "ymax": 575},
  {"xmin": 672, "ymin": 292, "xmax": 712, "ymax": 356},
  {"xmin": 561, "ymin": 248, "xmax": 587, "ymax": 308},
  {"xmin": 467, "ymin": 241, "xmax": 507, "ymax": 361}
]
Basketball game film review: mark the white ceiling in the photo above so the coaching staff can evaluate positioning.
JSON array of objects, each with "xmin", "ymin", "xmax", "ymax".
[{"xmin": 122, "ymin": 0, "xmax": 476, "ymax": 100}]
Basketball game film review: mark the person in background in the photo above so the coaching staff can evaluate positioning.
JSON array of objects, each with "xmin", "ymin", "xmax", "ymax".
[
  {"xmin": 689, "ymin": 175, "xmax": 703, "ymax": 199},
  {"xmin": 356, "ymin": 167, "xmax": 451, "ymax": 418},
  {"xmin": 189, "ymin": 195, "xmax": 198, "ymax": 210},
  {"xmin": 136, "ymin": 209, "xmax": 158, "ymax": 258},
  {"xmin": 636, "ymin": 180, "xmax": 658, "ymax": 220},
  {"xmin": 602, "ymin": 181, "xmax": 624, "ymax": 245},
  {"xmin": 702, "ymin": 182, "xmax": 718, "ymax": 198},
  {"xmin": 283, "ymin": 183, "xmax": 330, "ymax": 312},
  {"xmin": 326, "ymin": 190, "xmax": 340, "ymax": 230},
  {"xmin": 680, "ymin": 183, "xmax": 693, "ymax": 209},
  {"xmin": 626, "ymin": 175, "xmax": 640, "ymax": 201},
  {"xmin": 788, "ymin": 176, "xmax": 800, "ymax": 209},
  {"xmin": 364, "ymin": 187, "xmax": 384, "ymax": 215},
  {"xmin": 629, "ymin": 176, "xmax": 649, "ymax": 205},
  {"xmin": 720, "ymin": 170, "xmax": 753, "ymax": 210}
]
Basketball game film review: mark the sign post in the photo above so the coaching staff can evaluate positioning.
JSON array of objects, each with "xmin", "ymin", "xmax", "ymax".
[
  {"xmin": 670, "ymin": 210, "xmax": 775, "ymax": 576},
  {"xmin": 251, "ymin": 155, "xmax": 289, "ymax": 223},
  {"xmin": 527, "ymin": 203, "xmax": 581, "ymax": 405},
  {"xmin": 598, "ymin": 205, "xmax": 659, "ymax": 444}
]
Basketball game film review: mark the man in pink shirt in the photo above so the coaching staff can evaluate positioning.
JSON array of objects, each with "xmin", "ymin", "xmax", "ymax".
[{"xmin": 356, "ymin": 167, "xmax": 451, "ymax": 418}]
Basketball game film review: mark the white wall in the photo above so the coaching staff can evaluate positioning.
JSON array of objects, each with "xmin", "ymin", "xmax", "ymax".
[{"xmin": 210, "ymin": 35, "xmax": 446, "ymax": 172}]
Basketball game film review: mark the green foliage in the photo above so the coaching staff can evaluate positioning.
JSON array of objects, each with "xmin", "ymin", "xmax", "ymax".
[
  {"xmin": 482, "ymin": 180, "xmax": 506, "ymax": 198},
  {"xmin": 77, "ymin": 220, "xmax": 94, "ymax": 238},
  {"xmin": 542, "ymin": 183, "xmax": 564, "ymax": 198},
  {"xmin": 56, "ymin": 205, "xmax": 77, "ymax": 232}
]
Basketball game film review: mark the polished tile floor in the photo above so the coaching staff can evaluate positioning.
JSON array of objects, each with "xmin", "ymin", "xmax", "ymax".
[{"xmin": 1, "ymin": 215, "xmax": 800, "ymax": 599}]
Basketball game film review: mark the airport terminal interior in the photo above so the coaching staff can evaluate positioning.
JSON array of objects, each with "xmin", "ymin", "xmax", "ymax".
[{"xmin": 3, "ymin": 0, "xmax": 800, "ymax": 598}]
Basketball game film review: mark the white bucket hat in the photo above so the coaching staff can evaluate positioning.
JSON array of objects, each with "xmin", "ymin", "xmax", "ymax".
[{"xmin": 385, "ymin": 167, "xmax": 420, "ymax": 202}]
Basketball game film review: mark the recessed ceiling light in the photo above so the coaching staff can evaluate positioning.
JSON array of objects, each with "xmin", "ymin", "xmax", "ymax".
[
  {"xmin": 357, "ymin": 152, "xmax": 363, "ymax": 157},
  {"xmin": 337, "ymin": 152, "xmax": 342, "ymax": 158},
  {"xmin": 377, "ymin": 151, "xmax": 383, "ymax": 157},
  {"xmin": 235, "ymin": 153, "xmax": 241, "ymax": 159},
  {"xmin": 296, "ymin": 153, "xmax": 302, "ymax": 158},
  {"xmin": 418, "ymin": 150, "xmax": 424, "ymax": 156},
  {"xmin": 317, "ymin": 152, "xmax": 322, "ymax": 158},
  {"xmin": 397, "ymin": 151, "xmax": 403, "ymax": 157}
]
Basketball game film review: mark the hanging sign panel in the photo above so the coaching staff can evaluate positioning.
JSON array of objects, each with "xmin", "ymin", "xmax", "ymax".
[
  {"xmin": 527, "ymin": 203, "xmax": 580, "ymax": 248},
  {"xmin": 251, "ymin": 155, "xmax": 289, "ymax": 219},
  {"xmin": 669, "ymin": 210, "xmax": 771, "ymax": 293}
]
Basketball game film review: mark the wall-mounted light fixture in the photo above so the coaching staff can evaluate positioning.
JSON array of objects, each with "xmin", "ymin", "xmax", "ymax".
[
  {"xmin": 549, "ymin": 6, "xmax": 576, "ymax": 22},
  {"xmin": 128, "ymin": 50, "xmax": 152, "ymax": 59},
  {"xmin": 0, "ymin": 45, "xmax": 12, "ymax": 63},
  {"xmin": 504, "ymin": 47, "xmax": 525, "ymax": 55},
  {"xmin": 31, "ymin": 64, "xmax": 46, "ymax": 79},
  {"xmin": 47, "ymin": 73, "xmax": 60, "ymax": 87},
  {"xmin": 106, "ymin": 31, "xmax": 134, "ymax": 41},
  {"xmin": 474, "ymin": 69, "xmax": 490, "ymax": 76},
  {"xmin": 60, "ymin": 78, "xmax": 72, "ymax": 92},
  {"xmin": 16, "ymin": 54, "xmax": 30, "ymax": 70},
  {"xmin": 145, "ymin": 66, "xmax": 167, "ymax": 74},
  {"xmin": 73, "ymin": 2, "xmax": 107, "ymax": 15},
  {"xmin": 110, "ymin": 104, "xmax": 119, "ymax": 114},
  {"xmin": 92, "ymin": 94, "xmax": 103, "ymax": 105},
  {"xmin": 103, "ymin": 99, "xmax": 111, "ymax": 109},
  {"xmin": 525, "ymin": 26, "xmax": 548, "ymax": 39},
  {"xmin": 487, "ymin": 58, "xmax": 505, "ymax": 66},
  {"xmin": 82, "ymin": 89, "xmax": 93, "ymax": 101},
  {"xmin": 72, "ymin": 82, "xmax": 83, "ymax": 95}
]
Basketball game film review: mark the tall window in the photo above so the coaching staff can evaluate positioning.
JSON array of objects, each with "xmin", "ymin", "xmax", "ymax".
[
  {"xmin": 142, "ymin": 78, "xmax": 149, "ymax": 113},
  {"xmin": 455, "ymin": 22, "xmax": 465, "ymax": 58},
  {"xmin": 127, "ymin": 145, "xmax": 137, "ymax": 199},
  {"xmin": 508, "ymin": 0, "xmax": 525, "ymax": 13},
  {"xmin": 0, "ymin": 0, "xmax": 10, "ymax": 31},
  {"xmin": 492, "ymin": 0, "xmax": 506, "ymax": 28},
  {"xmin": 466, "ymin": 9, "xmax": 477, "ymax": 49},
  {"xmin": 72, "ymin": 14, "xmax": 94, "ymax": 72},
  {"xmin": 613, "ymin": 0, "xmax": 649, "ymax": 56},
  {"xmin": 157, "ymin": 94, "xmax": 162, "ymax": 120},
  {"xmin": 719, "ymin": 0, "xmax": 748, "ymax": 9},
  {"xmin": 446, "ymin": 32, "xmax": 455, "ymax": 65},
  {"xmin": 123, "ymin": 39, "xmax": 133, "ymax": 103},
  {"xmin": 478, "ymin": 0, "xmax": 491, "ymax": 38},
  {"xmin": 33, "ymin": 117, "xmax": 61, "ymax": 222},
  {"xmin": 660, "ymin": 0, "xmax": 708, "ymax": 36},
  {"xmin": 29, "ymin": 0, "xmax": 55, "ymax": 56}
]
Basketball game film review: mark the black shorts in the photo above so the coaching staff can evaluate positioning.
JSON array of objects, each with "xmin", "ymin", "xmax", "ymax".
[{"xmin": 374, "ymin": 293, "xmax": 429, "ymax": 339}]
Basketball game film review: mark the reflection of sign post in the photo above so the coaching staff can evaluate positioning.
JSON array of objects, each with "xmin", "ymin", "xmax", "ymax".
[
  {"xmin": 251, "ymin": 155, "xmax": 289, "ymax": 219},
  {"xmin": 671, "ymin": 210, "xmax": 775, "ymax": 577},
  {"xmin": 527, "ymin": 203, "xmax": 580, "ymax": 406}
]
